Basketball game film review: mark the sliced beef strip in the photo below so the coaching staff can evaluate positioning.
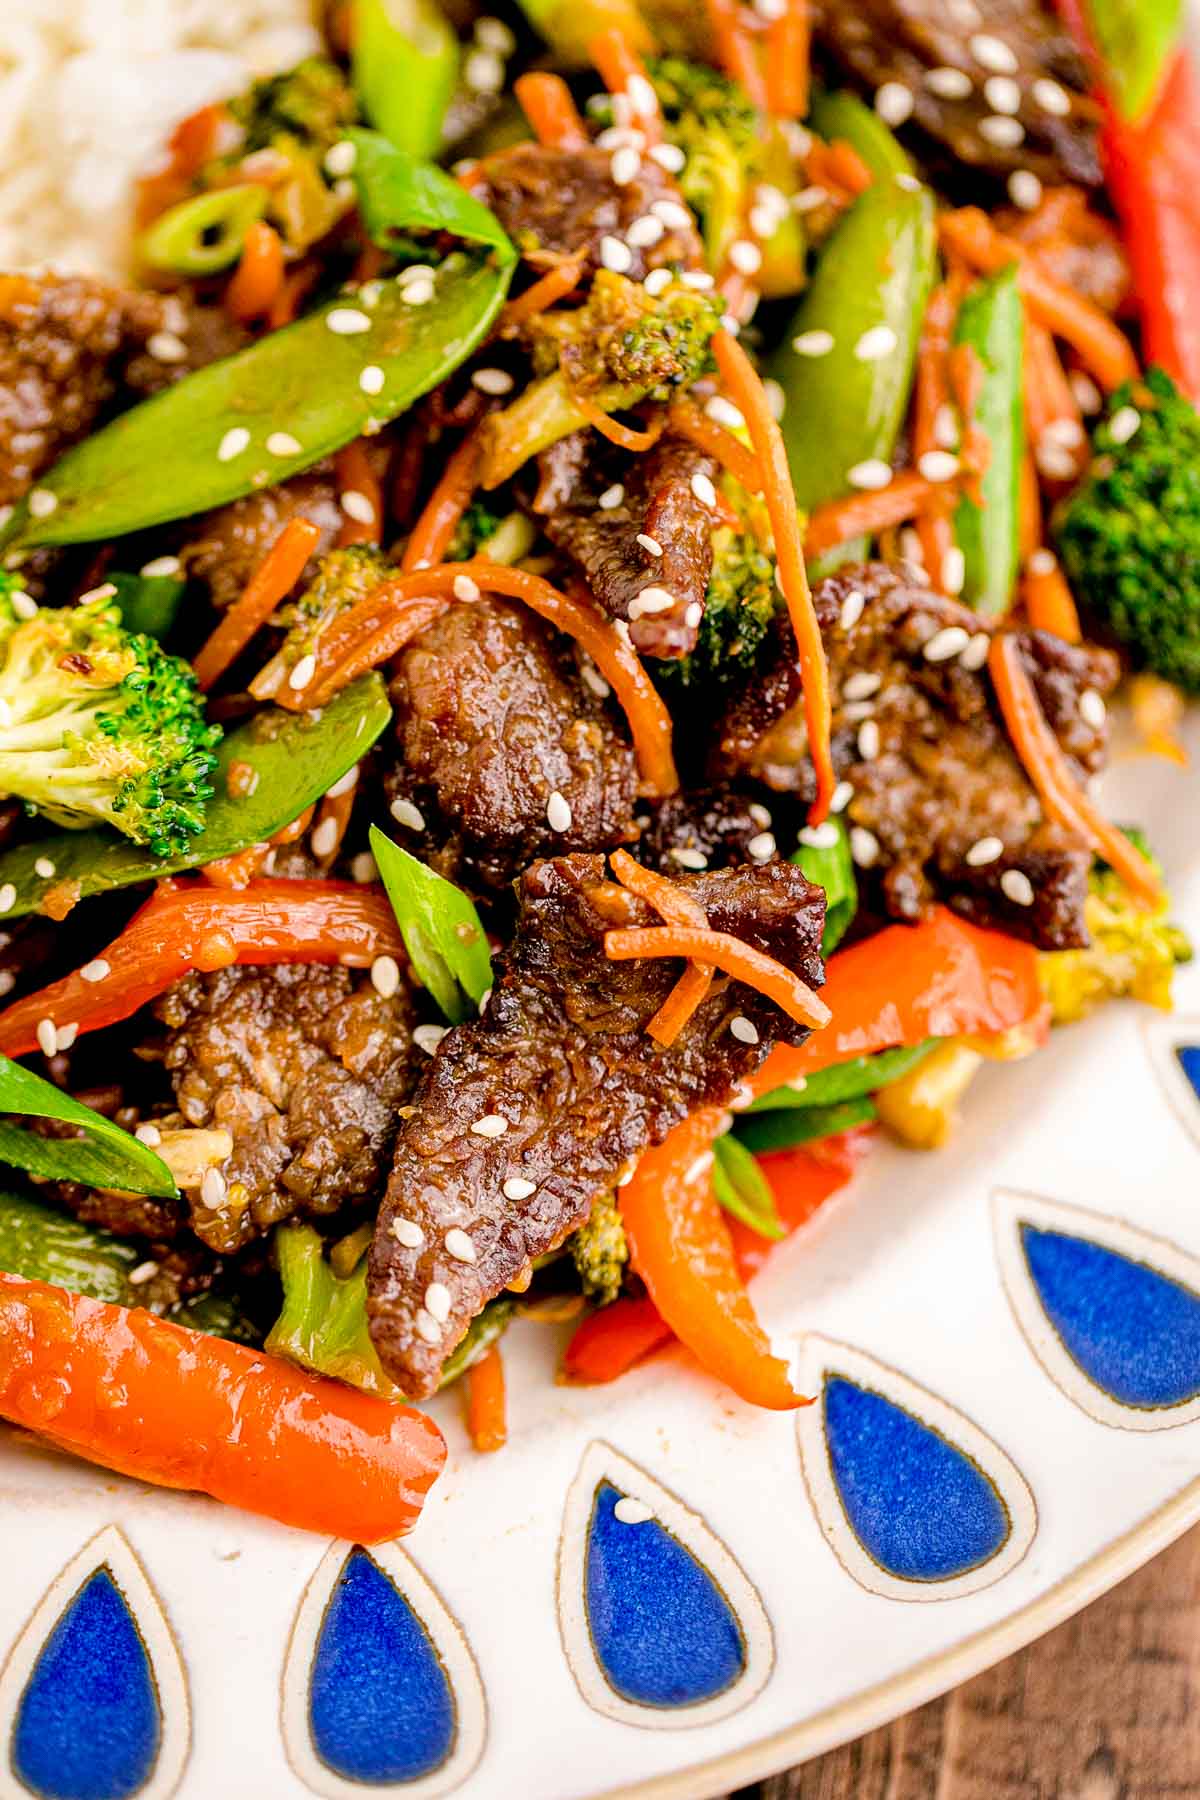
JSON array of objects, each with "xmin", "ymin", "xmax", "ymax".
[
  {"xmin": 367, "ymin": 852, "xmax": 825, "ymax": 1397},
  {"xmin": 383, "ymin": 596, "xmax": 639, "ymax": 891},
  {"xmin": 636, "ymin": 785, "xmax": 782, "ymax": 872},
  {"xmin": 710, "ymin": 562, "xmax": 1120, "ymax": 949},
  {"xmin": 178, "ymin": 467, "xmax": 343, "ymax": 614},
  {"xmin": 533, "ymin": 432, "xmax": 718, "ymax": 657},
  {"xmin": 157, "ymin": 963, "xmax": 421, "ymax": 1254},
  {"xmin": 471, "ymin": 144, "xmax": 703, "ymax": 280},
  {"xmin": 812, "ymin": 0, "xmax": 1102, "ymax": 190}
]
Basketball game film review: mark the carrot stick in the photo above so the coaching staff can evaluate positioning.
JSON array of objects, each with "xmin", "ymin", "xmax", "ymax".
[
  {"xmin": 571, "ymin": 391, "xmax": 666, "ymax": 451},
  {"xmin": 712, "ymin": 329, "xmax": 834, "ymax": 822},
  {"xmin": 803, "ymin": 469, "xmax": 947, "ymax": 556},
  {"xmin": 667, "ymin": 399, "xmax": 764, "ymax": 494},
  {"xmin": 988, "ymin": 634, "xmax": 1162, "ymax": 904},
  {"xmin": 513, "ymin": 72, "xmax": 590, "ymax": 150},
  {"xmin": 938, "ymin": 209, "xmax": 1139, "ymax": 392},
  {"xmin": 0, "ymin": 1275, "xmax": 445, "ymax": 1541},
  {"xmin": 402, "ymin": 425, "xmax": 483, "ymax": 571},
  {"xmin": 225, "ymin": 220, "xmax": 285, "ymax": 323},
  {"xmin": 464, "ymin": 1346, "xmax": 507, "ymax": 1452},
  {"xmin": 500, "ymin": 250, "xmax": 589, "ymax": 331},
  {"xmin": 267, "ymin": 260, "xmax": 320, "ymax": 330},
  {"xmin": 765, "ymin": 0, "xmax": 810, "ymax": 118},
  {"xmin": 588, "ymin": 28, "xmax": 664, "ymax": 145},
  {"xmin": 285, "ymin": 562, "xmax": 680, "ymax": 796},
  {"xmin": 704, "ymin": 0, "xmax": 768, "ymax": 109},
  {"xmin": 609, "ymin": 848, "xmax": 712, "ymax": 1046},
  {"xmin": 603, "ymin": 925, "xmax": 831, "ymax": 1028},
  {"xmin": 1018, "ymin": 447, "xmax": 1042, "ymax": 560},
  {"xmin": 1022, "ymin": 551, "xmax": 1081, "ymax": 642},
  {"xmin": 1024, "ymin": 318, "xmax": 1083, "ymax": 445},
  {"xmin": 335, "ymin": 441, "xmax": 383, "ymax": 547},
  {"xmin": 193, "ymin": 516, "xmax": 321, "ymax": 691}
]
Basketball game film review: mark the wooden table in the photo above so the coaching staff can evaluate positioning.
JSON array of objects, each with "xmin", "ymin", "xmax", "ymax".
[{"xmin": 734, "ymin": 1526, "xmax": 1200, "ymax": 1798}]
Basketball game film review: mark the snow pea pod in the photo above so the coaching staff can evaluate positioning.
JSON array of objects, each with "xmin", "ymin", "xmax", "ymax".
[
  {"xmin": 953, "ymin": 263, "xmax": 1024, "ymax": 616},
  {"xmin": 1079, "ymin": 0, "xmax": 1183, "ymax": 120},
  {"xmin": 4, "ymin": 252, "xmax": 512, "ymax": 549},
  {"xmin": 808, "ymin": 89, "xmax": 914, "ymax": 180},
  {"xmin": 354, "ymin": 0, "xmax": 459, "ymax": 162},
  {"xmin": 0, "ymin": 673, "xmax": 389, "ymax": 920}
]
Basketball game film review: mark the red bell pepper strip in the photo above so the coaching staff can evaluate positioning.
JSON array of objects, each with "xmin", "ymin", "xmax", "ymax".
[
  {"xmin": 0, "ymin": 880, "xmax": 404, "ymax": 1059},
  {"xmin": 0, "ymin": 1274, "xmax": 445, "ymax": 1541}
]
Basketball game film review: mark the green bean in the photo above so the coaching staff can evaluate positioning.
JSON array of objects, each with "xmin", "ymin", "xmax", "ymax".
[{"xmin": 138, "ymin": 185, "xmax": 269, "ymax": 275}]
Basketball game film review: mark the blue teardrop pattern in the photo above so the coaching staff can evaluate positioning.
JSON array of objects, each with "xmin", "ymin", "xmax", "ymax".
[
  {"xmin": 11, "ymin": 1568, "xmax": 160, "ymax": 1800},
  {"xmin": 1176, "ymin": 1045, "xmax": 1200, "ymax": 1103},
  {"xmin": 309, "ymin": 1549, "xmax": 455, "ymax": 1785},
  {"xmin": 585, "ymin": 1481, "xmax": 745, "ymax": 1709}
]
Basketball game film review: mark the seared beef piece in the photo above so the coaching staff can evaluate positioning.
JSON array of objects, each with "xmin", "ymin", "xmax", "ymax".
[
  {"xmin": 637, "ymin": 785, "xmax": 780, "ymax": 871},
  {"xmin": 812, "ymin": 0, "xmax": 1102, "ymax": 190},
  {"xmin": 384, "ymin": 596, "xmax": 638, "ymax": 891},
  {"xmin": 997, "ymin": 189, "xmax": 1130, "ymax": 316},
  {"xmin": 157, "ymin": 963, "xmax": 420, "ymax": 1254},
  {"xmin": 49, "ymin": 1181, "xmax": 189, "ymax": 1243},
  {"xmin": 368, "ymin": 852, "xmax": 825, "ymax": 1396},
  {"xmin": 711, "ymin": 563, "xmax": 1120, "ymax": 949},
  {"xmin": 472, "ymin": 144, "xmax": 702, "ymax": 279},
  {"xmin": 179, "ymin": 468, "xmax": 342, "ymax": 613},
  {"xmin": 0, "ymin": 272, "xmax": 247, "ymax": 507},
  {"xmin": 534, "ymin": 433, "xmax": 718, "ymax": 657}
]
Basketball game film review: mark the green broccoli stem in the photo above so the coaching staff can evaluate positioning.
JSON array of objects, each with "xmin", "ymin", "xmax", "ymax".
[
  {"xmin": 479, "ymin": 369, "xmax": 642, "ymax": 489},
  {"xmin": 0, "ymin": 1186, "xmax": 141, "ymax": 1303},
  {"xmin": 266, "ymin": 1222, "xmax": 401, "ymax": 1397}
]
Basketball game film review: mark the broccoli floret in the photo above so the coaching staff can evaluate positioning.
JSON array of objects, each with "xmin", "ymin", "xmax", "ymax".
[
  {"xmin": 1040, "ymin": 851, "xmax": 1192, "ymax": 1025},
  {"xmin": 478, "ymin": 270, "xmax": 722, "ymax": 486},
  {"xmin": 657, "ymin": 525, "xmax": 778, "ymax": 690},
  {"xmin": 229, "ymin": 57, "xmax": 359, "ymax": 156},
  {"xmin": 0, "ymin": 584, "xmax": 219, "ymax": 855},
  {"xmin": 1055, "ymin": 368, "xmax": 1200, "ymax": 692},
  {"xmin": 251, "ymin": 545, "xmax": 391, "ymax": 698},
  {"xmin": 570, "ymin": 1192, "xmax": 629, "ymax": 1307},
  {"xmin": 267, "ymin": 1222, "xmax": 399, "ymax": 1395}
]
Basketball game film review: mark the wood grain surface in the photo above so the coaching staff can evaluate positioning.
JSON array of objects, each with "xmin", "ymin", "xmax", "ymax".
[{"xmin": 731, "ymin": 1526, "xmax": 1200, "ymax": 1799}]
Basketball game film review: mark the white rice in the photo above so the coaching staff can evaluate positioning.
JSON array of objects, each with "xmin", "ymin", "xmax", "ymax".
[{"xmin": 0, "ymin": 1, "xmax": 322, "ymax": 276}]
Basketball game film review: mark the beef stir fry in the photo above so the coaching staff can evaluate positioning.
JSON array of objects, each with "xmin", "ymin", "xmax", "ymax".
[{"xmin": 0, "ymin": 0, "xmax": 1194, "ymax": 1538}]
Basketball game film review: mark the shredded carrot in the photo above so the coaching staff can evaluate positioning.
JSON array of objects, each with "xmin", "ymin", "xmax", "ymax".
[
  {"xmin": 312, "ymin": 772, "xmax": 358, "ymax": 866},
  {"xmin": 351, "ymin": 241, "xmax": 389, "ymax": 285},
  {"xmin": 712, "ymin": 330, "xmax": 834, "ymax": 822},
  {"xmin": 604, "ymin": 926, "xmax": 831, "ymax": 1029},
  {"xmin": 704, "ymin": 0, "xmax": 768, "ymax": 109},
  {"xmin": 588, "ymin": 28, "xmax": 664, "ymax": 146},
  {"xmin": 202, "ymin": 804, "xmax": 316, "ymax": 889},
  {"xmin": 267, "ymin": 261, "xmax": 319, "ymax": 331},
  {"xmin": 949, "ymin": 340, "xmax": 991, "ymax": 507},
  {"xmin": 282, "ymin": 562, "xmax": 680, "ymax": 797},
  {"xmin": 334, "ymin": 441, "xmax": 383, "ymax": 547},
  {"xmin": 939, "ymin": 209, "xmax": 1139, "ymax": 393},
  {"xmin": 571, "ymin": 392, "xmax": 666, "ymax": 452},
  {"xmin": 464, "ymin": 1346, "xmax": 507, "ymax": 1452},
  {"xmin": 401, "ymin": 426, "xmax": 483, "ymax": 571},
  {"xmin": 513, "ymin": 72, "xmax": 591, "ymax": 151},
  {"xmin": 912, "ymin": 283, "xmax": 960, "ymax": 589},
  {"xmin": 989, "ymin": 634, "xmax": 1162, "ymax": 905},
  {"xmin": 804, "ymin": 469, "xmax": 948, "ymax": 557},
  {"xmin": 1018, "ymin": 448, "xmax": 1042, "ymax": 561},
  {"xmin": 765, "ymin": 0, "xmax": 810, "ymax": 118},
  {"xmin": 667, "ymin": 399, "xmax": 764, "ymax": 494},
  {"xmin": 193, "ymin": 517, "xmax": 320, "ymax": 691},
  {"xmin": 824, "ymin": 139, "xmax": 874, "ymax": 197},
  {"xmin": 500, "ymin": 250, "xmax": 589, "ymax": 332},
  {"xmin": 1024, "ymin": 318, "xmax": 1083, "ymax": 445},
  {"xmin": 1022, "ymin": 553, "xmax": 1081, "ymax": 642},
  {"xmin": 609, "ymin": 849, "xmax": 713, "ymax": 1046},
  {"xmin": 225, "ymin": 220, "xmax": 285, "ymax": 323}
]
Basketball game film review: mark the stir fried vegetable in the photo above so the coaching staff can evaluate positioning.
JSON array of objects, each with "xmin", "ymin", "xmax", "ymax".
[
  {"xmin": 953, "ymin": 265, "xmax": 1025, "ymax": 614},
  {"xmin": 0, "ymin": 1057, "xmax": 176, "ymax": 1197}
]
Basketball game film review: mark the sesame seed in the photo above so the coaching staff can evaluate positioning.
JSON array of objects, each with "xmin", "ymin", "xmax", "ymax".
[
  {"xmin": 78, "ymin": 583, "xmax": 117, "ymax": 605},
  {"xmin": 503, "ymin": 1176, "xmax": 537, "ymax": 1200},
  {"xmin": 979, "ymin": 115, "xmax": 1025, "ymax": 148},
  {"xmin": 614, "ymin": 1495, "xmax": 655, "ymax": 1524},
  {"xmin": 36, "ymin": 1019, "xmax": 57, "ymax": 1058},
  {"xmin": 653, "ymin": 199, "xmax": 694, "ymax": 232},
  {"xmin": 918, "ymin": 449, "xmax": 960, "ymax": 482},
  {"xmin": 391, "ymin": 797, "xmax": 426, "ymax": 831},
  {"xmin": 81, "ymin": 959, "xmax": 111, "ymax": 984},
  {"xmin": 857, "ymin": 719, "xmax": 881, "ymax": 761},
  {"xmin": 135, "ymin": 1123, "xmax": 162, "ymax": 1146},
  {"xmin": 830, "ymin": 780, "xmax": 854, "ymax": 813},
  {"xmin": 392, "ymin": 1217, "xmax": 424, "ymax": 1248},
  {"xmin": 636, "ymin": 532, "xmax": 663, "ymax": 556},
  {"xmin": 464, "ymin": 46, "xmax": 505, "ymax": 92},
  {"xmin": 140, "ymin": 554, "xmax": 182, "ymax": 578},
  {"xmin": 400, "ymin": 278, "xmax": 435, "ymax": 306},
  {"xmin": 705, "ymin": 395, "xmax": 745, "ymax": 431},
  {"xmin": 10, "ymin": 592, "xmax": 37, "ymax": 621},
  {"xmin": 33, "ymin": 857, "xmax": 55, "ymax": 879},
  {"xmin": 415, "ymin": 1310, "xmax": 442, "ymax": 1345},
  {"xmin": 1036, "ymin": 442, "xmax": 1079, "ymax": 481},
  {"xmin": 799, "ymin": 821, "xmax": 840, "ymax": 849},
  {"xmin": 793, "ymin": 185, "xmax": 831, "ymax": 213},
  {"xmin": 599, "ymin": 235, "xmax": 634, "ymax": 274},
  {"xmin": 1008, "ymin": 169, "xmax": 1043, "ymax": 210},
  {"xmin": 847, "ymin": 459, "xmax": 893, "ymax": 491},
  {"xmin": 1032, "ymin": 77, "xmax": 1071, "ymax": 115},
  {"xmin": 629, "ymin": 585, "xmax": 674, "ymax": 617},
  {"xmin": 942, "ymin": 545, "xmax": 967, "ymax": 594},
  {"xmin": 839, "ymin": 589, "xmax": 866, "ymax": 632},
  {"xmin": 266, "ymin": 431, "xmax": 302, "ymax": 457},
  {"xmin": 611, "ymin": 145, "xmax": 641, "ymax": 186},
  {"xmin": 960, "ymin": 631, "xmax": 991, "ymax": 672},
  {"xmin": 129, "ymin": 1261, "xmax": 159, "ymax": 1286},
  {"xmin": 749, "ymin": 204, "xmax": 781, "ymax": 239},
  {"xmin": 970, "ymin": 32, "xmax": 1019, "ymax": 72},
  {"xmin": 1028, "ymin": 548, "xmax": 1057, "ymax": 577},
  {"xmin": 579, "ymin": 656, "xmax": 611, "ymax": 697},
  {"xmin": 453, "ymin": 573, "xmax": 481, "ymax": 600},
  {"xmin": 966, "ymin": 835, "xmax": 1004, "ymax": 866},
  {"xmin": 598, "ymin": 483, "xmax": 625, "ymax": 510},
  {"xmin": 683, "ymin": 602, "xmax": 703, "ymax": 629},
  {"xmin": 325, "ymin": 766, "xmax": 359, "ymax": 799},
  {"xmin": 854, "ymin": 323, "xmax": 898, "ymax": 362},
  {"xmin": 691, "ymin": 470, "xmax": 718, "ymax": 508},
  {"xmin": 670, "ymin": 846, "xmax": 708, "ymax": 870},
  {"xmin": 747, "ymin": 830, "xmax": 776, "ymax": 860},
  {"xmin": 627, "ymin": 214, "xmax": 665, "ymax": 248},
  {"xmin": 217, "ymin": 427, "xmax": 250, "ymax": 463},
  {"xmin": 927, "ymin": 66, "xmax": 974, "ymax": 98},
  {"xmin": 643, "ymin": 266, "xmax": 673, "ymax": 296},
  {"xmin": 1070, "ymin": 371, "xmax": 1102, "ymax": 415},
  {"xmin": 841, "ymin": 700, "xmax": 876, "ymax": 725},
  {"xmin": 340, "ymin": 489, "xmax": 376, "ymax": 524},
  {"xmin": 899, "ymin": 527, "xmax": 927, "ymax": 569},
  {"xmin": 471, "ymin": 1113, "xmax": 509, "ymax": 1138},
  {"xmin": 0, "ymin": 884, "xmax": 14, "ymax": 914},
  {"xmin": 55, "ymin": 1022, "xmax": 79, "ymax": 1051},
  {"xmin": 371, "ymin": 954, "xmax": 401, "ymax": 998},
  {"xmin": 984, "ymin": 74, "xmax": 1022, "ymax": 114},
  {"xmin": 326, "ymin": 306, "xmax": 371, "ymax": 335},
  {"xmin": 729, "ymin": 238, "xmax": 762, "ymax": 276},
  {"xmin": 359, "ymin": 364, "xmax": 385, "ymax": 396},
  {"xmin": 626, "ymin": 72, "xmax": 658, "ymax": 117},
  {"xmin": 650, "ymin": 142, "xmax": 686, "ymax": 173},
  {"xmin": 875, "ymin": 81, "xmax": 914, "ymax": 126},
  {"xmin": 1109, "ymin": 405, "xmax": 1141, "ymax": 445},
  {"xmin": 324, "ymin": 138, "xmax": 357, "ymax": 176},
  {"xmin": 546, "ymin": 790, "xmax": 573, "ymax": 832},
  {"xmin": 1079, "ymin": 688, "xmax": 1107, "ymax": 729},
  {"xmin": 934, "ymin": 403, "xmax": 959, "ymax": 449},
  {"xmin": 730, "ymin": 1015, "xmax": 759, "ymax": 1044},
  {"xmin": 850, "ymin": 826, "xmax": 881, "ymax": 868},
  {"xmin": 351, "ymin": 852, "xmax": 377, "ymax": 883},
  {"xmin": 843, "ymin": 670, "xmax": 883, "ymax": 701},
  {"xmin": 1046, "ymin": 418, "xmax": 1086, "ymax": 451},
  {"xmin": 1001, "ymin": 868, "xmax": 1035, "ymax": 907},
  {"xmin": 475, "ymin": 15, "xmax": 516, "ymax": 53},
  {"xmin": 923, "ymin": 624, "xmax": 971, "ymax": 663},
  {"xmin": 288, "ymin": 653, "xmax": 317, "ymax": 691},
  {"xmin": 424, "ymin": 1281, "xmax": 452, "ymax": 1323},
  {"xmin": 147, "ymin": 330, "xmax": 188, "ymax": 363},
  {"xmin": 414, "ymin": 1024, "xmax": 447, "ymax": 1055},
  {"xmin": 894, "ymin": 172, "xmax": 923, "ymax": 192},
  {"xmin": 201, "ymin": 1166, "xmax": 227, "ymax": 1208},
  {"xmin": 445, "ymin": 1229, "xmax": 476, "ymax": 1264}
]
